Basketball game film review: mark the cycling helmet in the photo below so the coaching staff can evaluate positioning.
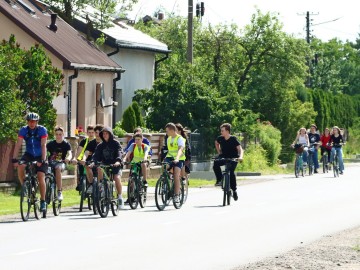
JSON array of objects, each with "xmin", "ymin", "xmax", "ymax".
[{"xmin": 26, "ymin": 112, "xmax": 40, "ymax": 121}]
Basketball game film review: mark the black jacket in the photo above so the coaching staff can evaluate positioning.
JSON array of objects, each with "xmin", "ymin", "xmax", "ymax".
[{"xmin": 92, "ymin": 127, "xmax": 123, "ymax": 165}]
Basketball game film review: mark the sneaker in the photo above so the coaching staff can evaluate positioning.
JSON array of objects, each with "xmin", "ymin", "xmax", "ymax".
[
  {"xmin": 233, "ymin": 191, "xmax": 238, "ymax": 201},
  {"xmin": 75, "ymin": 184, "xmax": 81, "ymax": 191},
  {"xmin": 118, "ymin": 198, "xmax": 125, "ymax": 209},
  {"xmin": 173, "ymin": 195, "xmax": 180, "ymax": 203},
  {"xmin": 340, "ymin": 171, "xmax": 344, "ymax": 175},
  {"xmin": 86, "ymin": 185, "xmax": 93, "ymax": 194},
  {"xmin": 57, "ymin": 191, "xmax": 63, "ymax": 201},
  {"xmin": 124, "ymin": 198, "xmax": 129, "ymax": 204},
  {"xmin": 143, "ymin": 180, "xmax": 148, "ymax": 187},
  {"xmin": 215, "ymin": 181, "xmax": 222, "ymax": 186},
  {"xmin": 40, "ymin": 201, "xmax": 46, "ymax": 211},
  {"xmin": 314, "ymin": 169, "xmax": 318, "ymax": 174}
]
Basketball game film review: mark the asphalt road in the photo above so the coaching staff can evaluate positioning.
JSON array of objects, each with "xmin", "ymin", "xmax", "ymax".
[{"xmin": 1, "ymin": 165, "xmax": 360, "ymax": 270}]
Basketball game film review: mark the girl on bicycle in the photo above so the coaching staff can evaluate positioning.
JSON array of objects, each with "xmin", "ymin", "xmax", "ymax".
[
  {"xmin": 320, "ymin": 128, "xmax": 332, "ymax": 167},
  {"xmin": 329, "ymin": 126, "xmax": 345, "ymax": 174},
  {"xmin": 291, "ymin": 127, "xmax": 310, "ymax": 165}
]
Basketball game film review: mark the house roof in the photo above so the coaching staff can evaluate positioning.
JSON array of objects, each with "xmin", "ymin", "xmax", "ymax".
[
  {"xmin": 0, "ymin": 0, "xmax": 123, "ymax": 71},
  {"xmin": 75, "ymin": 5, "xmax": 170, "ymax": 54}
]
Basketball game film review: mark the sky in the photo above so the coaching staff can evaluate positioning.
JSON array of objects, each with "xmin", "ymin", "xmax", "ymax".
[{"xmin": 127, "ymin": 0, "xmax": 360, "ymax": 43}]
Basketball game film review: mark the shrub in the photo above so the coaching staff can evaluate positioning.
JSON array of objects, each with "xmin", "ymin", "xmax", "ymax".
[
  {"xmin": 254, "ymin": 123, "xmax": 282, "ymax": 165},
  {"xmin": 113, "ymin": 121, "xmax": 126, "ymax": 138},
  {"xmin": 131, "ymin": 101, "xmax": 145, "ymax": 128},
  {"xmin": 237, "ymin": 144, "xmax": 269, "ymax": 171},
  {"xmin": 121, "ymin": 105, "xmax": 137, "ymax": 132}
]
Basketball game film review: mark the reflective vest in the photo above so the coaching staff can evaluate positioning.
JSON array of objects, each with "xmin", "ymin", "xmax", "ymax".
[
  {"xmin": 133, "ymin": 143, "xmax": 148, "ymax": 162},
  {"xmin": 77, "ymin": 137, "xmax": 89, "ymax": 160},
  {"xmin": 166, "ymin": 135, "xmax": 186, "ymax": 161}
]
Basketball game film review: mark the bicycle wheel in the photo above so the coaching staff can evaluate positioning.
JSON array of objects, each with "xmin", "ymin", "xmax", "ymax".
[
  {"xmin": 79, "ymin": 175, "xmax": 87, "ymax": 212},
  {"xmin": 222, "ymin": 174, "xmax": 229, "ymax": 207},
  {"xmin": 33, "ymin": 180, "xmax": 43, "ymax": 220},
  {"xmin": 110, "ymin": 182, "xmax": 119, "ymax": 216},
  {"xmin": 97, "ymin": 181, "xmax": 110, "ymax": 218},
  {"xmin": 334, "ymin": 156, "xmax": 339, "ymax": 178},
  {"xmin": 92, "ymin": 179, "xmax": 98, "ymax": 215},
  {"xmin": 138, "ymin": 178, "xmax": 147, "ymax": 208},
  {"xmin": 294, "ymin": 156, "xmax": 300, "ymax": 178},
  {"xmin": 155, "ymin": 177, "xmax": 168, "ymax": 211},
  {"xmin": 173, "ymin": 178, "xmax": 184, "ymax": 209},
  {"xmin": 308, "ymin": 154, "xmax": 313, "ymax": 175},
  {"xmin": 52, "ymin": 185, "xmax": 61, "ymax": 216},
  {"xmin": 182, "ymin": 175, "xmax": 189, "ymax": 203},
  {"xmin": 20, "ymin": 181, "xmax": 31, "ymax": 221},
  {"xmin": 43, "ymin": 177, "xmax": 51, "ymax": 218},
  {"xmin": 127, "ymin": 176, "xmax": 139, "ymax": 209}
]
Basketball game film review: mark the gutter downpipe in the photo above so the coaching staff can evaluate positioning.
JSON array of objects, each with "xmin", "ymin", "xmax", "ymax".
[
  {"xmin": 154, "ymin": 53, "xmax": 169, "ymax": 80},
  {"xmin": 112, "ymin": 70, "xmax": 124, "ymax": 128},
  {"xmin": 67, "ymin": 69, "xmax": 79, "ymax": 137}
]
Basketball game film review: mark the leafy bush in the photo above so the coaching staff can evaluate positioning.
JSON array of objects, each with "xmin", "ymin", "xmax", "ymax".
[
  {"xmin": 113, "ymin": 121, "xmax": 126, "ymax": 138},
  {"xmin": 121, "ymin": 105, "xmax": 136, "ymax": 132},
  {"xmin": 343, "ymin": 117, "xmax": 360, "ymax": 157},
  {"xmin": 237, "ymin": 144, "xmax": 269, "ymax": 171},
  {"xmin": 254, "ymin": 123, "xmax": 282, "ymax": 165},
  {"xmin": 131, "ymin": 101, "xmax": 145, "ymax": 128}
]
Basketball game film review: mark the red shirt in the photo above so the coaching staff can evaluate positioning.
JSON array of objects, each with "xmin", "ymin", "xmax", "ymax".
[{"xmin": 320, "ymin": 134, "xmax": 331, "ymax": 149}]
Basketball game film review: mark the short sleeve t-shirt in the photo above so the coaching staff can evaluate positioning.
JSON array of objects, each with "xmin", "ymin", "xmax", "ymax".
[
  {"xmin": 308, "ymin": 132, "xmax": 320, "ymax": 146},
  {"xmin": 47, "ymin": 140, "xmax": 71, "ymax": 161},
  {"xmin": 18, "ymin": 125, "xmax": 48, "ymax": 157},
  {"xmin": 86, "ymin": 139, "xmax": 101, "ymax": 160},
  {"xmin": 330, "ymin": 134, "xmax": 344, "ymax": 145},
  {"xmin": 216, "ymin": 135, "xmax": 240, "ymax": 158}
]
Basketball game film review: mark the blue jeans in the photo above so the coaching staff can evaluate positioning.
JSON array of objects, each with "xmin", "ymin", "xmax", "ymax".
[
  {"xmin": 308, "ymin": 147, "xmax": 319, "ymax": 169},
  {"xmin": 331, "ymin": 147, "xmax": 344, "ymax": 171}
]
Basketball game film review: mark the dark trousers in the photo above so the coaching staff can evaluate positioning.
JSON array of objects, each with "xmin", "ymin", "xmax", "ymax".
[{"xmin": 213, "ymin": 160, "xmax": 238, "ymax": 191}]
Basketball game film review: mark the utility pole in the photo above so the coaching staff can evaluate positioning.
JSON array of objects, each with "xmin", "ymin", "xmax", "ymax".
[{"xmin": 187, "ymin": 0, "xmax": 193, "ymax": 63}]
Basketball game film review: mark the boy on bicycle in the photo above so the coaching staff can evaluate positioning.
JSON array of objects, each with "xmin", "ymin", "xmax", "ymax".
[
  {"xmin": 308, "ymin": 124, "xmax": 321, "ymax": 173},
  {"xmin": 47, "ymin": 126, "xmax": 72, "ymax": 201},
  {"xmin": 213, "ymin": 123, "xmax": 243, "ymax": 201},
  {"xmin": 12, "ymin": 112, "xmax": 48, "ymax": 211},
  {"xmin": 123, "ymin": 133, "xmax": 151, "ymax": 186},
  {"xmin": 90, "ymin": 127, "xmax": 124, "ymax": 209}
]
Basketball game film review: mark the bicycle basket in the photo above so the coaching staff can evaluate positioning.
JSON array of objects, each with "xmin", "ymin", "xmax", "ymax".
[{"xmin": 294, "ymin": 144, "xmax": 304, "ymax": 154}]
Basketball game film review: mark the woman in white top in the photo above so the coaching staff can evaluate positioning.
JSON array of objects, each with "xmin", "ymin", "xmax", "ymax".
[{"xmin": 291, "ymin": 127, "xmax": 310, "ymax": 165}]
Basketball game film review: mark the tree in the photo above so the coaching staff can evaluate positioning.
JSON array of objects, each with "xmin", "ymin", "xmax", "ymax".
[
  {"xmin": 131, "ymin": 101, "xmax": 145, "ymax": 128},
  {"xmin": 0, "ymin": 36, "xmax": 26, "ymax": 143},
  {"xmin": 121, "ymin": 105, "xmax": 136, "ymax": 132}
]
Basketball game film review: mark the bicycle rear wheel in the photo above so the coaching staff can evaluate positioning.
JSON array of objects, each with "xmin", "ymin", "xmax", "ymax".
[
  {"xmin": 97, "ymin": 181, "xmax": 110, "ymax": 218},
  {"xmin": 155, "ymin": 177, "xmax": 168, "ymax": 211},
  {"xmin": 127, "ymin": 176, "xmax": 139, "ymax": 210},
  {"xmin": 182, "ymin": 175, "xmax": 189, "ymax": 203},
  {"xmin": 173, "ymin": 178, "xmax": 184, "ymax": 209},
  {"xmin": 20, "ymin": 181, "xmax": 31, "ymax": 221}
]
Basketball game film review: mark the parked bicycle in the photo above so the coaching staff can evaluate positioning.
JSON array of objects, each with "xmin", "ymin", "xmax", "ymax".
[
  {"xmin": 95, "ymin": 163, "xmax": 120, "ymax": 218},
  {"xmin": 44, "ymin": 161, "xmax": 62, "ymax": 218},
  {"xmin": 125, "ymin": 161, "xmax": 147, "ymax": 209},
  {"xmin": 19, "ymin": 160, "xmax": 43, "ymax": 221},
  {"xmin": 292, "ymin": 144, "xmax": 305, "ymax": 178},
  {"xmin": 213, "ymin": 157, "xmax": 238, "ymax": 206},
  {"xmin": 155, "ymin": 161, "xmax": 184, "ymax": 211}
]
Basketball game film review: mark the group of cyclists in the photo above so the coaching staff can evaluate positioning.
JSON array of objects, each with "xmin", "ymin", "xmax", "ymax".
[{"xmin": 291, "ymin": 124, "xmax": 345, "ymax": 174}]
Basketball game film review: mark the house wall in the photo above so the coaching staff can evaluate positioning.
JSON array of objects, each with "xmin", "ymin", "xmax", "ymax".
[
  {"xmin": 0, "ymin": 14, "xmax": 116, "ymax": 136},
  {"xmin": 104, "ymin": 46, "xmax": 155, "ymax": 123}
]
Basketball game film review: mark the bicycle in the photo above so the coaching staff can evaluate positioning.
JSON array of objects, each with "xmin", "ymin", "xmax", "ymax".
[
  {"xmin": 125, "ymin": 161, "xmax": 147, "ymax": 210},
  {"xmin": 213, "ymin": 157, "xmax": 238, "ymax": 206},
  {"xmin": 292, "ymin": 144, "xmax": 305, "ymax": 178},
  {"xmin": 44, "ymin": 161, "xmax": 62, "ymax": 218},
  {"xmin": 321, "ymin": 146, "xmax": 330, "ymax": 174},
  {"xmin": 332, "ymin": 143, "xmax": 345, "ymax": 178},
  {"xmin": 182, "ymin": 174, "xmax": 189, "ymax": 204},
  {"xmin": 95, "ymin": 163, "xmax": 120, "ymax": 218},
  {"xmin": 76, "ymin": 161, "xmax": 96, "ymax": 213},
  {"xmin": 18, "ymin": 160, "xmax": 43, "ymax": 221},
  {"xmin": 154, "ymin": 161, "xmax": 184, "ymax": 211}
]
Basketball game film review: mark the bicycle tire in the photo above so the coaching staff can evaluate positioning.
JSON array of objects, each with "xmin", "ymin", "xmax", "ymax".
[
  {"xmin": 79, "ymin": 175, "xmax": 86, "ymax": 212},
  {"xmin": 223, "ymin": 174, "xmax": 229, "ymax": 207},
  {"xmin": 155, "ymin": 176, "xmax": 168, "ymax": 211},
  {"xmin": 334, "ymin": 156, "xmax": 339, "ymax": 178},
  {"xmin": 97, "ymin": 181, "xmax": 110, "ymax": 218},
  {"xmin": 173, "ymin": 177, "xmax": 184, "ymax": 209},
  {"xmin": 294, "ymin": 156, "xmax": 300, "ymax": 178},
  {"xmin": 45, "ymin": 177, "xmax": 52, "ymax": 205},
  {"xmin": 182, "ymin": 175, "xmax": 189, "ymax": 203},
  {"xmin": 92, "ymin": 179, "xmax": 98, "ymax": 215},
  {"xmin": 52, "ymin": 184, "xmax": 61, "ymax": 216},
  {"xmin": 33, "ymin": 179, "xmax": 43, "ymax": 220},
  {"xmin": 227, "ymin": 190, "xmax": 231, "ymax": 206},
  {"xmin": 110, "ymin": 182, "xmax": 119, "ymax": 216},
  {"xmin": 127, "ymin": 176, "xmax": 139, "ymax": 210},
  {"xmin": 138, "ymin": 178, "xmax": 147, "ymax": 208},
  {"xmin": 20, "ymin": 181, "xmax": 31, "ymax": 221},
  {"xmin": 308, "ymin": 153, "xmax": 313, "ymax": 175}
]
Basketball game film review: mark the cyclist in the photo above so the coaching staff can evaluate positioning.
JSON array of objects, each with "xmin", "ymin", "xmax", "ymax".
[
  {"xmin": 12, "ymin": 112, "xmax": 48, "ymax": 211},
  {"xmin": 213, "ymin": 123, "xmax": 243, "ymax": 201},
  {"xmin": 90, "ymin": 127, "xmax": 124, "ymax": 209},
  {"xmin": 125, "ymin": 127, "xmax": 152, "ymax": 156},
  {"xmin": 46, "ymin": 126, "xmax": 72, "ymax": 201},
  {"xmin": 81, "ymin": 124, "xmax": 103, "ymax": 194},
  {"xmin": 72, "ymin": 125, "xmax": 95, "ymax": 191},
  {"xmin": 175, "ymin": 123, "xmax": 191, "ymax": 181},
  {"xmin": 291, "ymin": 127, "xmax": 310, "ymax": 166},
  {"xmin": 329, "ymin": 126, "xmax": 345, "ymax": 174},
  {"xmin": 320, "ymin": 128, "xmax": 332, "ymax": 169},
  {"xmin": 123, "ymin": 133, "xmax": 151, "ymax": 186},
  {"xmin": 164, "ymin": 122, "xmax": 186, "ymax": 203},
  {"xmin": 308, "ymin": 124, "xmax": 321, "ymax": 173}
]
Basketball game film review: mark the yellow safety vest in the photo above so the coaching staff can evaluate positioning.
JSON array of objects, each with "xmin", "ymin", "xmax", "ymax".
[
  {"xmin": 77, "ymin": 137, "xmax": 90, "ymax": 160},
  {"xmin": 166, "ymin": 135, "xmax": 186, "ymax": 161},
  {"xmin": 133, "ymin": 143, "xmax": 148, "ymax": 162}
]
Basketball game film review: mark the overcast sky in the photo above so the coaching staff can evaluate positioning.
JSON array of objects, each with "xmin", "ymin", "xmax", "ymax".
[{"xmin": 128, "ymin": 0, "xmax": 360, "ymax": 42}]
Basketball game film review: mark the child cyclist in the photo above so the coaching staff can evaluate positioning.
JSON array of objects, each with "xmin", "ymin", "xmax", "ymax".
[{"xmin": 123, "ymin": 133, "xmax": 151, "ymax": 186}]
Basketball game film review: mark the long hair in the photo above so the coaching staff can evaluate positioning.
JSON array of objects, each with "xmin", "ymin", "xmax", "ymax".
[{"xmin": 175, "ymin": 123, "xmax": 188, "ymax": 139}]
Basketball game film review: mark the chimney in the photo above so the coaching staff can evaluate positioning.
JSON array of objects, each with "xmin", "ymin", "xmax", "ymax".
[{"xmin": 48, "ymin": 13, "xmax": 58, "ymax": 32}]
